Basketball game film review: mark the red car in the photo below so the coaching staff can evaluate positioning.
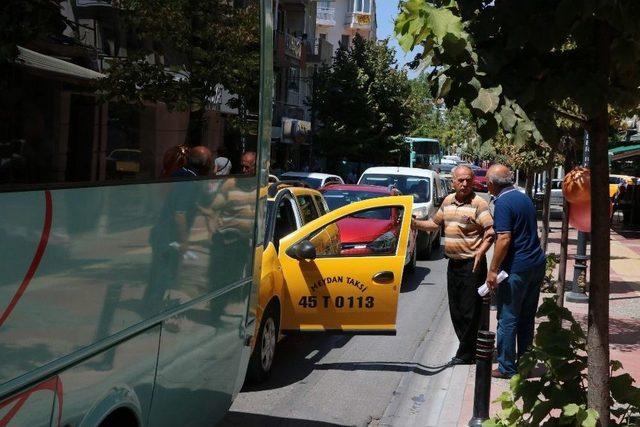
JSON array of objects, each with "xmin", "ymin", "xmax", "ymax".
[
  {"xmin": 319, "ymin": 184, "xmax": 419, "ymax": 271},
  {"xmin": 473, "ymin": 168, "xmax": 488, "ymax": 192}
]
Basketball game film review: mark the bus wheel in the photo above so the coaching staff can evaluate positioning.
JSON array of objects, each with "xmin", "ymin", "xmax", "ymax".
[{"xmin": 248, "ymin": 306, "xmax": 279, "ymax": 382}]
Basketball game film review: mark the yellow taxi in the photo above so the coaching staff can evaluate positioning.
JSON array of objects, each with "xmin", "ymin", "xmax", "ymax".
[
  {"xmin": 609, "ymin": 174, "xmax": 639, "ymax": 198},
  {"xmin": 248, "ymin": 182, "xmax": 413, "ymax": 381}
]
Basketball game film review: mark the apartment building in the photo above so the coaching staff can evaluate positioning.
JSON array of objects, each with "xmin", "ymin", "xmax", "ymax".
[
  {"xmin": 272, "ymin": 0, "xmax": 335, "ymax": 171},
  {"xmin": 315, "ymin": 0, "xmax": 377, "ymax": 54}
]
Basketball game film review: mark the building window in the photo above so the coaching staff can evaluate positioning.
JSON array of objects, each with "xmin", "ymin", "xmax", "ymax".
[
  {"xmin": 353, "ymin": 0, "xmax": 371, "ymax": 13},
  {"xmin": 287, "ymin": 67, "xmax": 300, "ymax": 92},
  {"xmin": 340, "ymin": 34, "xmax": 350, "ymax": 49}
]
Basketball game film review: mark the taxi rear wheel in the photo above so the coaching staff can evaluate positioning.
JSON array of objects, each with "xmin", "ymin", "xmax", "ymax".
[
  {"xmin": 248, "ymin": 305, "xmax": 279, "ymax": 382},
  {"xmin": 405, "ymin": 242, "xmax": 417, "ymax": 274},
  {"xmin": 417, "ymin": 231, "xmax": 432, "ymax": 260}
]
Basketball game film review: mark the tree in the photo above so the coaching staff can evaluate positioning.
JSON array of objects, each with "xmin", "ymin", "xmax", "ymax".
[
  {"xmin": 311, "ymin": 35, "xmax": 413, "ymax": 165},
  {"xmin": 395, "ymin": 0, "xmax": 640, "ymax": 423},
  {"xmin": 0, "ymin": 0, "xmax": 66, "ymax": 65},
  {"xmin": 98, "ymin": 0, "xmax": 260, "ymax": 146},
  {"xmin": 409, "ymin": 74, "xmax": 480, "ymax": 156}
]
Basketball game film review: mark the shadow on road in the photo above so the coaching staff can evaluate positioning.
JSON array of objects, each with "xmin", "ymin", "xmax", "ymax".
[
  {"xmin": 313, "ymin": 361, "xmax": 450, "ymax": 376},
  {"xmin": 401, "ymin": 266, "xmax": 431, "ymax": 293},
  {"xmin": 242, "ymin": 334, "xmax": 353, "ymax": 392},
  {"xmin": 221, "ymin": 411, "xmax": 348, "ymax": 426}
]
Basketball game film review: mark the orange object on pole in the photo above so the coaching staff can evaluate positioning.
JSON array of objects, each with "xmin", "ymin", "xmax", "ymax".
[{"xmin": 563, "ymin": 167, "xmax": 591, "ymax": 204}]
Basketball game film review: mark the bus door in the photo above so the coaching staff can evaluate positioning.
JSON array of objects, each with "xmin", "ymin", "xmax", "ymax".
[{"xmin": 277, "ymin": 196, "xmax": 413, "ymax": 334}]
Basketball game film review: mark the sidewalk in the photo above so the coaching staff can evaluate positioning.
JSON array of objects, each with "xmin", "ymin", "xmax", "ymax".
[{"xmin": 454, "ymin": 220, "xmax": 640, "ymax": 425}]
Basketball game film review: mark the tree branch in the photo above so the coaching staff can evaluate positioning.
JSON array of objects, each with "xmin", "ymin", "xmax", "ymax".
[{"xmin": 550, "ymin": 106, "xmax": 587, "ymax": 125}]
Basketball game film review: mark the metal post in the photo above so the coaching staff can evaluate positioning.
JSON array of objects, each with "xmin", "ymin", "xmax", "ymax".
[
  {"xmin": 468, "ymin": 297, "xmax": 494, "ymax": 427},
  {"xmin": 566, "ymin": 130, "xmax": 590, "ymax": 303},
  {"xmin": 566, "ymin": 231, "xmax": 590, "ymax": 302}
]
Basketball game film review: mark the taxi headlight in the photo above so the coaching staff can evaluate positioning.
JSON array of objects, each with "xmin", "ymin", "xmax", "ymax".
[{"xmin": 367, "ymin": 231, "xmax": 397, "ymax": 253}]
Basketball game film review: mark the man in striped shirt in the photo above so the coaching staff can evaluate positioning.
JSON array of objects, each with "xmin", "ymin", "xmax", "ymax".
[{"xmin": 412, "ymin": 165, "xmax": 495, "ymax": 365}]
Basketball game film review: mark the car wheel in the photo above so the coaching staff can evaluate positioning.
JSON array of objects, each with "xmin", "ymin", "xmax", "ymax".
[
  {"xmin": 417, "ymin": 230, "xmax": 432, "ymax": 260},
  {"xmin": 248, "ymin": 305, "xmax": 279, "ymax": 382},
  {"xmin": 405, "ymin": 242, "xmax": 417, "ymax": 274}
]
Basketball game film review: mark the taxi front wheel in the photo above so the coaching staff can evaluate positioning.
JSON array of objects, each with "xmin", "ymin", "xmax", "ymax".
[{"xmin": 248, "ymin": 305, "xmax": 279, "ymax": 382}]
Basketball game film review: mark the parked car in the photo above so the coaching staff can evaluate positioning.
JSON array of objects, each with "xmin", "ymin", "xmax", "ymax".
[
  {"xmin": 532, "ymin": 179, "xmax": 564, "ymax": 218},
  {"xmin": 249, "ymin": 182, "xmax": 413, "ymax": 381},
  {"xmin": 430, "ymin": 163, "xmax": 456, "ymax": 178},
  {"xmin": 319, "ymin": 184, "xmax": 419, "ymax": 272},
  {"xmin": 472, "ymin": 168, "xmax": 488, "ymax": 192},
  {"xmin": 440, "ymin": 177, "xmax": 454, "ymax": 194},
  {"xmin": 268, "ymin": 174, "xmax": 279, "ymax": 183},
  {"xmin": 279, "ymin": 172, "xmax": 344, "ymax": 189},
  {"xmin": 106, "ymin": 148, "xmax": 141, "ymax": 178},
  {"xmin": 609, "ymin": 174, "xmax": 638, "ymax": 198},
  {"xmin": 358, "ymin": 166, "xmax": 444, "ymax": 260}
]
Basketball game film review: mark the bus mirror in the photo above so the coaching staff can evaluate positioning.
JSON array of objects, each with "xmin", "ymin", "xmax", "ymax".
[{"xmin": 286, "ymin": 240, "xmax": 317, "ymax": 260}]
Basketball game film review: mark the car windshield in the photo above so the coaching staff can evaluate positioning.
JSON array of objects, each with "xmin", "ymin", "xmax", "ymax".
[
  {"xmin": 360, "ymin": 174, "xmax": 431, "ymax": 203},
  {"xmin": 283, "ymin": 175, "xmax": 323, "ymax": 189},
  {"xmin": 322, "ymin": 189, "xmax": 386, "ymax": 209}
]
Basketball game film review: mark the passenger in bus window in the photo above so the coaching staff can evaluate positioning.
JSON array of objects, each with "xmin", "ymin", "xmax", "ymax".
[
  {"xmin": 146, "ymin": 147, "xmax": 213, "ymax": 311},
  {"xmin": 172, "ymin": 146, "xmax": 213, "ymax": 178},
  {"xmin": 241, "ymin": 151, "xmax": 257, "ymax": 175}
]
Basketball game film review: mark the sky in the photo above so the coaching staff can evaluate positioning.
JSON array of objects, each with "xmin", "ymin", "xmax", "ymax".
[{"xmin": 375, "ymin": 1, "xmax": 418, "ymax": 75}]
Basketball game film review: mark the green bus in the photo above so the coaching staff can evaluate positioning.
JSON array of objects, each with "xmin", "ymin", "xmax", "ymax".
[
  {"xmin": 405, "ymin": 137, "xmax": 441, "ymax": 168},
  {"xmin": 0, "ymin": 0, "xmax": 270, "ymax": 425}
]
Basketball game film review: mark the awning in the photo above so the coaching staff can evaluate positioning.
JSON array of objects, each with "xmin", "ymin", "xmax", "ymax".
[
  {"xmin": 16, "ymin": 46, "xmax": 104, "ymax": 81},
  {"xmin": 609, "ymin": 144, "xmax": 640, "ymax": 161}
]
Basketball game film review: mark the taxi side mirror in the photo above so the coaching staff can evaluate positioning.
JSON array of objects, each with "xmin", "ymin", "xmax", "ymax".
[{"xmin": 286, "ymin": 239, "xmax": 317, "ymax": 260}]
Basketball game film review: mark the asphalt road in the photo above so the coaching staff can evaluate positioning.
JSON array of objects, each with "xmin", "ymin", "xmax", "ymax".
[{"xmin": 218, "ymin": 248, "xmax": 452, "ymax": 427}]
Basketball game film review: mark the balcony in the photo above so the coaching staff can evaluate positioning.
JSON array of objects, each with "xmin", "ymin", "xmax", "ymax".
[
  {"xmin": 316, "ymin": 5, "xmax": 336, "ymax": 26},
  {"xmin": 284, "ymin": 33, "xmax": 303, "ymax": 59},
  {"xmin": 273, "ymin": 101, "xmax": 306, "ymax": 126},
  {"xmin": 306, "ymin": 38, "xmax": 333, "ymax": 64},
  {"xmin": 345, "ymin": 12, "xmax": 373, "ymax": 30}
]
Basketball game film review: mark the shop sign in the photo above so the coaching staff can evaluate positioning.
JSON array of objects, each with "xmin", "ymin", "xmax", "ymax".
[{"xmin": 282, "ymin": 118, "xmax": 311, "ymax": 144}]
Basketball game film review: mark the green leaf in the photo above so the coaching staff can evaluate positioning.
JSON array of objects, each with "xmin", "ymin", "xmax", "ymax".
[
  {"xmin": 582, "ymin": 409, "xmax": 598, "ymax": 427},
  {"xmin": 471, "ymin": 87, "xmax": 501, "ymax": 114},
  {"xmin": 499, "ymin": 105, "xmax": 518, "ymax": 130},
  {"xmin": 563, "ymin": 403, "xmax": 581, "ymax": 416},
  {"xmin": 437, "ymin": 74, "xmax": 452, "ymax": 98},
  {"xmin": 423, "ymin": 3, "xmax": 465, "ymax": 43},
  {"xmin": 610, "ymin": 360, "xmax": 623, "ymax": 372}
]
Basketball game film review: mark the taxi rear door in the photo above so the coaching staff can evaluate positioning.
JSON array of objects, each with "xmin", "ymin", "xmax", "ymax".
[{"xmin": 277, "ymin": 196, "xmax": 413, "ymax": 334}]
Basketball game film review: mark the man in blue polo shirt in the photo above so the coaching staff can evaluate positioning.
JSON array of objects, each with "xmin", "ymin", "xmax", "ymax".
[{"xmin": 486, "ymin": 164, "xmax": 546, "ymax": 379}]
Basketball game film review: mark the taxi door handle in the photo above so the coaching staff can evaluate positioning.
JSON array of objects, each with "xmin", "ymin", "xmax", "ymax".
[{"xmin": 372, "ymin": 271, "xmax": 394, "ymax": 283}]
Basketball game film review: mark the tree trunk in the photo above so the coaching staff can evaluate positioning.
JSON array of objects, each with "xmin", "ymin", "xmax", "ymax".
[
  {"xmin": 187, "ymin": 107, "xmax": 206, "ymax": 147},
  {"xmin": 556, "ymin": 158, "xmax": 572, "ymax": 308},
  {"xmin": 540, "ymin": 165, "xmax": 553, "ymax": 252},
  {"xmin": 525, "ymin": 170, "xmax": 534, "ymax": 199},
  {"xmin": 587, "ymin": 21, "xmax": 611, "ymax": 426}
]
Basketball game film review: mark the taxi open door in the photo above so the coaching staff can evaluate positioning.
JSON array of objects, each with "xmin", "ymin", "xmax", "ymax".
[{"xmin": 277, "ymin": 196, "xmax": 413, "ymax": 334}]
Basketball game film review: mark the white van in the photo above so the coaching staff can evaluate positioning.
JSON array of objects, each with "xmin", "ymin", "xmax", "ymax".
[
  {"xmin": 280, "ymin": 172, "xmax": 344, "ymax": 189},
  {"xmin": 358, "ymin": 166, "xmax": 444, "ymax": 259}
]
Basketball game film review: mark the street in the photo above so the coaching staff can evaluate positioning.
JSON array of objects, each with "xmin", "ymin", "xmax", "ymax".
[{"xmin": 219, "ymin": 246, "xmax": 456, "ymax": 427}]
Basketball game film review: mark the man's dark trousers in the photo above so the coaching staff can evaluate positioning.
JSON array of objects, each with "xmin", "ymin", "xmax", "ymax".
[{"xmin": 447, "ymin": 257, "xmax": 487, "ymax": 361}]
